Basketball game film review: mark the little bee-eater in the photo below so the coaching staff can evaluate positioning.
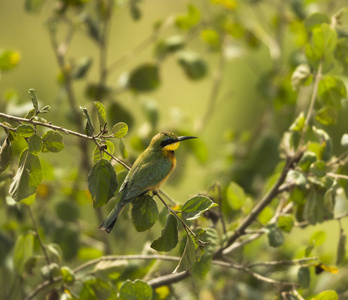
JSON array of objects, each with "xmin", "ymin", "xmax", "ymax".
[{"xmin": 99, "ymin": 132, "xmax": 197, "ymax": 233}]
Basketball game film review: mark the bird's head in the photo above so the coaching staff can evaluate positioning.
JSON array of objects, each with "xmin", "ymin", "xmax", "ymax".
[{"xmin": 150, "ymin": 132, "xmax": 197, "ymax": 152}]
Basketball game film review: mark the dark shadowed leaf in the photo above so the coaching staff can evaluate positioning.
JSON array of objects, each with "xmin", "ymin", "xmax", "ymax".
[
  {"xmin": 73, "ymin": 57, "xmax": 92, "ymax": 79},
  {"xmin": 298, "ymin": 266, "xmax": 310, "ymax": 288},
  {"xmin": 177, "ymin": 51, "xmax": 207, "ymax": 80},
  {"xmin": 151, "ymin": 214, "xmax": 178, "ymax": 252},
  {"xmin": 128, "ymin": 63, "xmax": 160, "ymax": 92},
  {"xmin": 28, "ymin": 134, "xmax": 43, "ymax": 154},
  {"xmin": 9, "ymin": 148, "xmax": 43, "ymax": 202},
  {"xmin": 336, "ymin": 227, "xmax": 346, "ymax": 265},
  {"xmin": 88, "ymin": 159, "xmax": 118, "ymax": 208},
  {"xmin": 13, "ymin": 233, "xmax": 34, "ymax": 274},
  {"xmin": 0, "ymin": 137, "xmax": 11, "ymax": 173},
  {"xmin": 132, "ymin": 195, "xmax": 158, "ymax": 232},
  {"xmin": 267, "ymin": 224, "xmax": 284, "ymax": 247}
]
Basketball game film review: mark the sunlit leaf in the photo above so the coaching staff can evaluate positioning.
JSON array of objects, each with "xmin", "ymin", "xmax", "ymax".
[
  {"xmin": 112, "ymin": 122, "xmax": 128, "ymax": 138},
  {"xmin": 119, "ymin": 279, "xmax": 152, "ymax": 300},
  {"xmin": 182, "ymin": 196, "xmax": 217, "ymax": 220},
  {"xmin": 88, "ymin": 159, "xmax": 118, "ymax": 208},
  {"xmin": 93, "ymin": 140, "xmax": 115, "ymax": 163},
  {"xmin": 9, "ymin": 148, "xmax": 43, "ymax": 202},
  {"xmin": 151, "ymin": 214, "xmax": 178, "ymax": 252},
  {"xmin": 61, "ymin": 266, "xmax": 75, "ymax": 284},
  {"xmin": 311, "ymin": 290, "xmax": 338, "ymax": 300},
  {"xmin": 80, "ymin": 106, "xmax": 94, "ymax": 136},
  {"xmin": 318, "ymin": 76, "xmax": 346, "ymax": 110},
  {"xmin": 277, "ymin": 215, "xmax": 294, "ymax": 233},
  {"xmin": 0, "ymin": 49, "xmax": 20, "ymax": 71},
  {"xmin": 132, "ymin": 195, "xmax": 158, "ymax": 232},
  {"xmin": 175, "ymin": 4, "xmax": 200, "ymax": 30},
  {"xmin": 94, "ymin": 101, "xmax": 106, "ymax": 129},
  {"xmin": 227, "ymin": 182, "xmax": 245, "ymax": 210},
  {"xmin": 311, "ymin": 23, "xmax": 337, "ymax": 60},
  {"xmin": 316, "ymin": 106, "xmax": 337, "ymax": 125},
  {"xmin": 17, "ymin": 124, "xmax": 35, "ymax": 137}
]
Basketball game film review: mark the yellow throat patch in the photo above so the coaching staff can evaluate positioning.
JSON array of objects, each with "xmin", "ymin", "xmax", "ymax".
[{"xmin": 163, "ymin": 142, "xmax": 180, "ymax": 151}]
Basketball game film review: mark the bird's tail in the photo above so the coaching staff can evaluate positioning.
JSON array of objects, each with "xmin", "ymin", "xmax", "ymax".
[{"xmin": 98, "ymin": 203, "xmax": 126, "ymax": 233}]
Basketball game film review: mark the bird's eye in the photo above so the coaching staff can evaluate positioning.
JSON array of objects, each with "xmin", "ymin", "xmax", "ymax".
[{"xmin": 160, "ymin": 138, "xmax": 176, "ymax": 147}]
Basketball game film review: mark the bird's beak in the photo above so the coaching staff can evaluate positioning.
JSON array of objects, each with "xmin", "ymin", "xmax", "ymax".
[{"xmin": 177, "ymin": 136, "xmax": 197, "ymax": 142}]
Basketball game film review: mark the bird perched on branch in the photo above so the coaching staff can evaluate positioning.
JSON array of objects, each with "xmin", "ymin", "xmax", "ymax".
[{"xmin": 99, "ymin": 132, "xmax": 197, "ymax": 233}]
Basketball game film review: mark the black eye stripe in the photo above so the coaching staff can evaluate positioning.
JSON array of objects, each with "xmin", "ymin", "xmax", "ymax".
[{"xmin": 160, "ymin": 138, "xmax": 176, "ymax": 147}]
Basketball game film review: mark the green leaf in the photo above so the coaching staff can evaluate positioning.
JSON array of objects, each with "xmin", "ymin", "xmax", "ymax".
[
  {"xmin": 341, "ymin": 134, "xmax": 348, "ymax": 147},
  {"xmin": 182, "ymin": 196, "xmax": 217, "ymax": 220},
  {"xmin": 291, "ymin": 64, "xmax": 311, "ymax": 91},
  {"xmin": 304, "ymin": 12, "xmax": 330, "ymax": 32},
  {"xmin": 150, "ymin": 214, "xmax": 178, "ymax": 252},
  {"xmin": 285, "ymin": 170, "xmax": 308, "ymax": 189},
  {"xmin": 88, "ymin": 159, "xmax": 118, "ymax": 208},
  {"xmin": 42, "ymin": 131, "xmax": 64, "ymax": 152},
  {"xmin": 141, "ymin": 98, "xmax": 158, "ymax": 128},
  {"xmin": 177, "ymin": 50, "xmax": 207, "ymax": 80},
  {"xmin": 25, "ymin": 0, "xmax": 44, "ymax": 12},
  {"xmin": 131, "ymin": 195, "xmax": 159, "ymax": 232},
  {"xmin": 40, "ymin": 105, "xmax": 51, "ymax": 114},
  {"xmin": 277, "ymin": 215, "xmax": 294, "ymax": 233},
  {"xmin": 335, "ymin": 38, "xmax": 348, "ymax": 75},
  {"xmin": 267, "ymin": 224, "xmax": 284, "ymax": 247},
  {"xmin": 80, "ymin": 106, "xmax": 95, "ymax": 136},
  {"xmin": 25, "ymin": 108, "xmax": 36, "ymax": 119},
  {"xmin": 41, "ymin": 263, "xmax": 60, "ymax": 279},
  {"xmin": 17, "ymin": 124, "xmax": 35, "ymax": 137},
  {"xmin": 298, "ymin": 151, "xmax": 317, "ymax": 172},
  {"xmin": 80, "ymin": 277, "xmax": 116, "ymax": 300},
  {"xmin": 73, "ymin": 56, "xmax": 92, "ymax": 79},
  {"xmin": 311, "ymin": 23, "xmax": 337, "ymax": 60},
  {"xmin": 93, "ymin": 140, "xmax": 115, "ymax": 163},
  {"xmin": 9, "ymin": 148, "xmax": 43, "ymax": 202},
  {"xmin": 0, "ymin": 137, "xmax": 11, "ymax": 173},
  {"xmin": 313, "ymin": 127, "xmax": 333, "ymax": 162},
  {"xmin": 312, "ymin": 290, "xmax": 338, "ymax": 300},
  {"xmin": 310, "ymin": 231, "xmax": 326, "ymax": 247},
  {"xmin": 61, "ymin": 266, "xmax": 75, "ymax": 284},
  {"xmin": 318, "ymin": 76, "xmax": 346, "ymax": 110},
  {"xmin": 130, "ymin": 2, "xmax": 142, "ymax": 21},
  {"xmin": 94, "ymin": 101, "xmax": 106, "ymax": 129},
  {"xmin": 112, "ymin": 122, "xmax": 128, "ymax": 138},
  {"xmin": 28, "ymin": 134, "xmax": 43, "ymax": 154},
  {"xmin": 85, "ymin": 83, "xmax": 112, "ymax": 99},
  {"xmin": 28, "ymin": 88, "xmax": 39, "ymax": 111},
  {"xmin": 0, "ymin": 49, "xmax": 20, "ymax": 71},
  {"xmin": 175, "ymin": 4, "xmax": 200, "ymax": 30},
  {"xmin": 173, "ymin": 234, "xmax": 196, "ymax": 273},
  {"xmin": 200, "ymin": 29, "xmax": 220, "ymax": 50},
  {"xmin": 310, "ymin": 160, "xmax": 326, "ymax": 177},
  {"xmin": 304, "ymin": 187, "xmax": 333, "ymax": 225},
  {"xmin": 128, "ymin": 63, "xmax": 160, "ymax": 92},
  {"xmin": 154, "ymin": 35, "xmax": 185, "ymax": 59},
  {"xmin": 55, "ymin": 200, "xmax": 80, "ymax": 222},
  {"xmin": 119, "ymin": 279, "xmax": 153, "ymax": 300},
  {"xmin": 227, "ymin": 182, "xmax": 246, "ymax": 210},
  {"xmin": 316, "ymin": 106, "xmax": 337, "ymax": 125},
  {"xmin": 336, "ymin": 227, "xmax": 346, "ymax": 265},
  {"xmin": 298, "ymin": 266, "xmax": 310, "ymax": 289},
  {"xmin": 13, "ymin": 233, "xmax": 34, "ymax": 274}
]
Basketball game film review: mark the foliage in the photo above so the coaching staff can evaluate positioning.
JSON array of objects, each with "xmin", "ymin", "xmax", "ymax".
[{"xmin": 1, "ymin": 0, "xmax": 348, "ymax": 299}]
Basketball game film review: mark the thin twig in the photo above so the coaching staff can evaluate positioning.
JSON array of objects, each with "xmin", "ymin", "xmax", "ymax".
[{"xmin": 247, "ymin": 257, "xmax": 318, "ymax": 268}]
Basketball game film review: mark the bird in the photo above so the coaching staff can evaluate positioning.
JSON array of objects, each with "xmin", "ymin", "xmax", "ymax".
[{"xmin": 99, "ymin": 132, "xmax": 197, "ymax": 233}]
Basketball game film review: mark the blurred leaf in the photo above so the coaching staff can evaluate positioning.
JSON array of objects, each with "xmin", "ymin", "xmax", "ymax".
[
  {"xmin": 93, "ymin": 140, "xmax": 115, "ymax": 163},
  {"xmin": 13, "ymin": 233, "xmax": 34, "ymax": 274},
  {"xmin": 227, "ymin": 182, "xmax": 245, "ymax": 210},
  {"xmin": 131, "ymin": 195, "xmax": 158, "ymax": 232},
  {"xmin": 53, "ymin": 226, "xmax": 79, "ymax": 260},
  {"xmin": 108, "ymin": 102, "xmax": 134, "ymax": 131},
  {"xmin": 80, "ymin": 277, "xmax": 116, "ymax": 300},
  {"xmin": 304, "ymin": 12, "xmax": 330, "ymax": 32},
  {"xmin": 55, "ymin": 200, "xmax": 80, "ymax": 222},
  {"xmin": 85, "ymin": 83, "xmax": 112, "ymax": 99},
  {"xmin": 316, "ymin": 106, "xmax": 337, "ymax": 125},
  {"xmin": 310, "ymin": 160, "xmax": 326, "ymax": 177},
  {"xmin": 9, "ymin": 148, "xmax": 43, "ymax": 202},
  {"xmin": 298, "ymin": 152, "xmax": 317, "ymax": 172},
  {"xmin": 0, "ymin": 49, "xmax": 20, "ymax": 71},
  {"xmin": 340, "ymin": 134, "xmax": 348, "ymax": 147},
  {"xmin": 88, "ymin": 159, "xmax": 118, "ymax": 208},
  {"xmin": 41, "ymin": 262, "xmax": 60, "ymax": 279},
  {"xmin": 175, "ymin": 4, "xmax": 200, "ymax": 30},
  {"xmin": 285, "ymin": 170, "xmax": 308, "ymax": 189},
  {"xmin": 130, "ymin": 1, "xmax": 142, "ymax": 21},
  {"xmin": 177, "ymin": 50, "xmax": 207, "ymax": 80},
  {"xmin": 112, "ymin": 122, "xmax": 128, "ymax": 138},
  {"xmin": 80, "ymin": 106, "xmax": 94, "ymax": 136},
  {"xmin": 119, "ymin": 279, "xmax": 152, "ymax": 300},
  {"xmin": 267, "ymin": 224, "xmax": 284, "ymax": 247},
  {"xmin": 0, "ymin": 137, "xmax": 11, "ymax": 173},
  {"xmin": 25, "ymin": 0, "xmax": 44, "ymax": 12},
  {"xmin": 182, "ymin": 196, "xmax": 217, "ymax": 220},
  {"xmin": 313, "ymin": 127, "xmax": 332, "ymax": 161},
  {"xmin": 42, "ymin": 131, "xmax": 64, "ymax": 152},
  {"xmin": 310, "ymin": 231, "xmax": 326, "ymax": 247},
  {"xmin": 173, "ymin": 234, "xmax": 196, "ymax": 273},
  {"xmin": 185, "ymin": 137, "xmax": 208, "ymax": 163},
  {"xmin": 312, "ymin": 290, "xmax": 338, "ymax": 300},
  {"xmin": 17, "ymin": 124, "xmax": 35, "ymax": 137},
  {"xmin": 94, "ymin": 101, "xmax": 106, "ymax": 129},
  {"xmin": 28, "ymin": 88, "xmax": 39, "ymax": 111},
  {"xmin": 61, "ymin": 266, "xmax": 75, "ymax": 284},
  {"xmin": 289, "ymin": 112, "xmax": 305, "ymax": 131},
  {"xmin": 336, "ymin": 227, "xmax": 346, "ymax": 265},
  {"xmin": 151, "ymin": 214, "xmax": 178, "ymax": 252},
  {"xmin": 141, "ymin": 98, "xmax": 158, "ymax": 128},
  {"xmin": 154, "ymin": 35, "xmax": 185, "ymax": 59},
  {"xmin": 200, "ymin": 29, "xmax": 220, "ymax": 50},
  {"xmin": 47, "ymin": 243, "xmax": 63, "ymax": 262},
  {"xmin": 128, "ymin": 63, "xmax": 160, "ymax": 92},
  {"xmin": 291, "ymin": 64, "xmax": 311, "ymax": 91},
  {"xmin": 28, "ymin": 134, "xmax": 43, "ymax": 154},
  {"xmin": 304, "ymin": 187, "xmax": 333, "ymax": 225},
  {"xmin": 311, "ymin": 23, "xmax": 337, "ymax": 60},
  {"xmin": 81, "ymin": 14, "xmax": 102, "ymax": 43},
  {"xmin": 78, "ymin": 247, "xmax": 103, "ymax": 260},
  {"xmin": 277, "ymin": 215, "xmax": 294, "ymax": 233},
  {"xmin": 73, "ymin": 57, "xmax": 92, "ymax": 79},
  {"xmin": 298, "ymin": 266, "xmax": 310, "ymax": 289},
  {"xmin": 335, "ymin": 38, "xmax": 348, "ymax": 75},
  {"xmin": 318, "ymin": 76, "xmax": 346, "ymax": 110}
]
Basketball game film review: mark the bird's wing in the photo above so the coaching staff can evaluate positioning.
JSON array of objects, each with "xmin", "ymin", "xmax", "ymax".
[{"xmin": 121, "ymin": 157, "xmax": 172, "ymax": 203}]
